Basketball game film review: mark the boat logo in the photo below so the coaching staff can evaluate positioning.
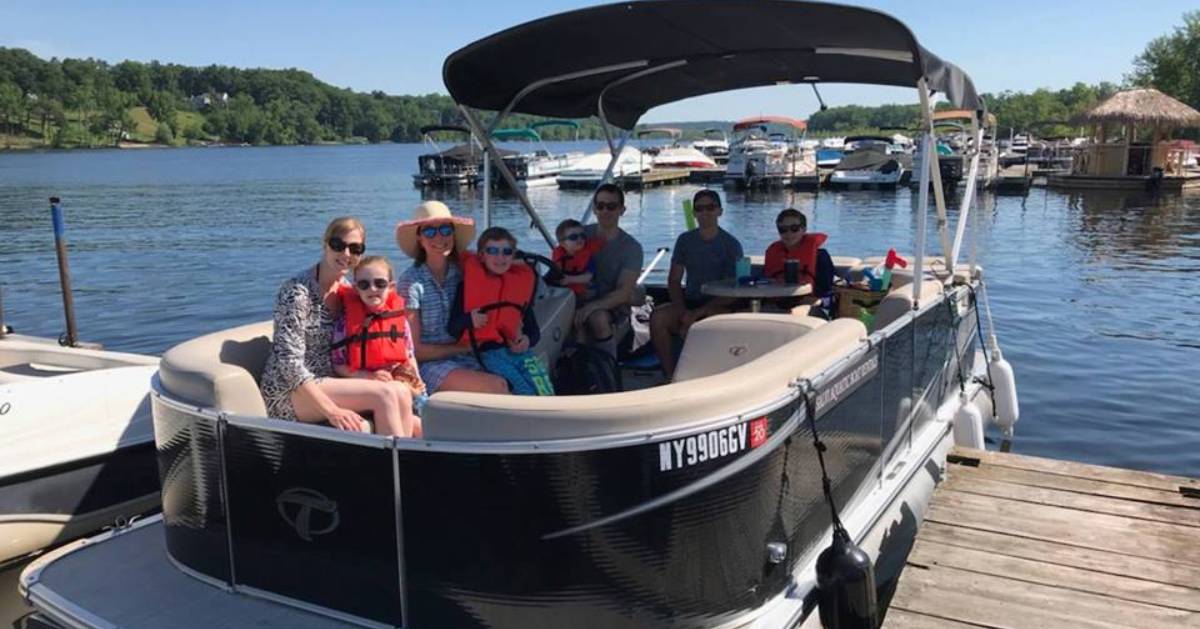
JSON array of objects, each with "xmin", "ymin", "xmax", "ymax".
[
  {"xmin": 658, "ymin": 418, "xmax": 766, "ymax": 472},
  {"xmin": 276, "ymin": 488, "xmax": 340, "ymax": 541},
  {"xmin": 0, "ymin": 402, "xmax": 9, "ymax": 416},
  {"xmin": 729, "ymin": 345, "xmax": 747, "ymax": 356}
]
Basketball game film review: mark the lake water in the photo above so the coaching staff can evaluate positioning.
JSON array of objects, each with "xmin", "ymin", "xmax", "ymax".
[{"xmin": 1, "ymin": 142, "xmax": 1198, "ymax": 622}]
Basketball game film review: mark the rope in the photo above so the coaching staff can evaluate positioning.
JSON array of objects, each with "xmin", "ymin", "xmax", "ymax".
[{"xmin": 799, "ymin": 380, "xmax": 846, "ymax": 534}]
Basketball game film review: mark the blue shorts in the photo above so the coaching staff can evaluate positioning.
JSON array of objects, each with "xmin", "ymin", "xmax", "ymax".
[{"xmin": 418, "ymin": 354, "xmax": 483, "ymax": 393}]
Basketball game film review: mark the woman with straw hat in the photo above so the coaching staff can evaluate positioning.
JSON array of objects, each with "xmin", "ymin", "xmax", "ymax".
[{"xmin": 396, "ymin": 201, "xmax": 510, "ymax": 395}]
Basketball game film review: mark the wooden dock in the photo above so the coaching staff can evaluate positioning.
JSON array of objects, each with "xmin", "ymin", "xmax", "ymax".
[
  {"xmin": 616, "ymin": 168, "xmax": 691, "ymax": 189},
  {"xmin": 883, "ymin": 447, "xmax": 1200, "ymax": 628},
  {"xmin": 996, "ymin": 164, "xmax": 1033, "ymax": 194}
]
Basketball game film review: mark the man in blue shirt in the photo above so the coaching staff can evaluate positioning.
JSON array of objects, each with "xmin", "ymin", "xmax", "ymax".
[{"xmin": 650, "ymin": 189, "xmax": 743, "ymax": 379}]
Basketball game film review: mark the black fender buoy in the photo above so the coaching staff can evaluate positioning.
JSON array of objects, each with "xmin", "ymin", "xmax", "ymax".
[{"xmin": 816, "ymin": 526, "xmax": 878, "ymax": 629}]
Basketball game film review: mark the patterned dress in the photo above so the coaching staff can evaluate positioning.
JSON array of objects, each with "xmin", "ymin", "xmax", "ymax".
[
  {"xmin": 260, "ymin": 266, "xmax": 341, "ymax": 419},
  {"xmin": 397, "ymin": 261, "xmax": 480, "ymax": 393}
]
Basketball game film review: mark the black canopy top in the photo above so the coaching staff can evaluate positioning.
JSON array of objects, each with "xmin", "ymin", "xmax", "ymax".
[
  {"xmin": 420, "ymin": 125, "xmax": 472, "ymax": 136},
  {"xmin": 444, "ymin": 0, "xmax": 981, "ymax": 129}
]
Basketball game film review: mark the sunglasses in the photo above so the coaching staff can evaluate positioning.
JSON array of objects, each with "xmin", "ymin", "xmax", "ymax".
[
  {"xmin": 693, "ymin": 204, "xmax": 720, "ymax": 213},
  {"xmin": 561, "ymin": 232, "xmax": 586, "ymax": 242},
  {"xmin": 419, "ymin": 224, "xmax": 455, "ymax": 239},
  {"xmin": 594, "ymin": 200, "xmax": 622, "ymax": 211},
  {"xmin": 777, "ymin": 224, "xmax": 805, "ymax": 234},
  {"xmin": 355, "ymin": 278, "xmax": 390, "ymax": 291},
  {"xmin": 483, "ymin": 245, "xmax": 515, "ymax": 257},
  {"xmin": 328, "ymin": 237, "xmax": 365, "ymax": 256}
]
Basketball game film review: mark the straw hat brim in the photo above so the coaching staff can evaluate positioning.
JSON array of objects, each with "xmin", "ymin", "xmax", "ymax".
[{"xmin": 395, "ymin": 215, "xmax": 476, "ymax": 259}]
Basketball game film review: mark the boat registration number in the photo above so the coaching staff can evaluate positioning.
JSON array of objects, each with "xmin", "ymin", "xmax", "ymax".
[{"xmin": 658, "ymin": 417, "xmax": 769, "ymax": 472}]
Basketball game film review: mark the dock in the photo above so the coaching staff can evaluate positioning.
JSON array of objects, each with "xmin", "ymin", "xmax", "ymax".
[
  {"xmin": 883, "ymin": 447, "xmax": 1200, "ymax": 628},
  {"xmin": 995, "ymin": 164, "xmax": 1034, "ymax": 194},
  {"xmin": 616, "ymin": 168, "xmax": 691, "ymax": 189}
]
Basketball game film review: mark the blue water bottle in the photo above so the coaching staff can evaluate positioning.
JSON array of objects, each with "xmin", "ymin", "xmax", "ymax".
[{"xmin": 735, "ymin": 256, "xmax": 752, "ymax": 281}]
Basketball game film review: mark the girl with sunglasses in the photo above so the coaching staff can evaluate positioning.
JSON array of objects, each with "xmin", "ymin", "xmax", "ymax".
[
  {"xmin": 329, "ymin": 256, "xmax": 425, "ymax": 437},
  {"xmin": 395, "ymin": 202, "xmax": 510, "ymax": 396},
  {"xmin": 260, "ymin": 217, "xmax": 421, "ymax": 437}
]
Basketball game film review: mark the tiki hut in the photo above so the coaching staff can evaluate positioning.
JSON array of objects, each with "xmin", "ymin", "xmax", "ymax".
[{"xmin": 1070, "ymin": 88, "xmax": 1200, "ymax": 180}]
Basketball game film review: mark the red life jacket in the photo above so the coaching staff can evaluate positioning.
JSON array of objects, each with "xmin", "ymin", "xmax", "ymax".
[
  {"xmin": 337, "ymin": 290, "xmax": 409, "ymax": 372},
  {"xmin": 461, "ymin": 253, "xmax": 536, "ymax": 345},
  {"xmin": 764, "ymin": 232, "xmax": 828, "ymax": 282},
  {"xmin": 551, "ymin": 238, "xmax": 602, "ymax": 296}
]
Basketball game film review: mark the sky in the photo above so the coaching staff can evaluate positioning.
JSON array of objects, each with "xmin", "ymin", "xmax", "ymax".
[{"xmin": 1, "ymin": 0, "xmax": 1193, "ymax": 122}]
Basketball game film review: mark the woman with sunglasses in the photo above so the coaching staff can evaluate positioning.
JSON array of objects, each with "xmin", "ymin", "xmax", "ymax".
[
  {"xmin": 260, "ymin": 217, "xmax": 419, "ymax": 435},
  {"xmin": 395, "ymin": 202, "xmax": 510, "ymax": 395}
]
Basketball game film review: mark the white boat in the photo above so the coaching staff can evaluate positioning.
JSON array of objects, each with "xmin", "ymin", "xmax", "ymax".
[
  {"xmin": 491, "ymin": 124, "xmax": 586, "ymax": 189},
  {"xmin": 911, "ymin": 110, "xmax": 999, "ymax": 189},
  {"xmin": 691, "ymin": 128, "xmax": 729, "ymax": 164},
  {"xmin": 828, "ymin": 135, "xmax": 910, "ymax": 189},
  {"xmin": 556, "ymin": 145, "xmax": 646, "ymax": 188},
  {"xmin": 724, "ymin": 116, "xmax": 819, "ymax": 189},
  {"xmin": 0, "ymin": 331, "xmax": 160, "ymax": 565},
  {"xmin": 636, "ymin": 127, "xmax": 718, "ymax": 169},
  {"xmin": 19, "ymin": 4, "xmax": 1021, "ymax": 628}
]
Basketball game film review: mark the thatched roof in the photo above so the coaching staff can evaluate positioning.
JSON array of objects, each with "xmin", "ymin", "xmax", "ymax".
[{"xmin": 1076, "ymin": 89, "xmax": 1200, "ymax": 127}]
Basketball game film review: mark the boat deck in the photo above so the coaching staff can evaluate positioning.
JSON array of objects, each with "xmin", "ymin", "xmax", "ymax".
[
  {"xmin": 882, "ymin": 447, "xmax": 1200, "ymax": 628},
  {"xmin": 615, "ymin": 168, "xmax": 691, "ymax": 188}
]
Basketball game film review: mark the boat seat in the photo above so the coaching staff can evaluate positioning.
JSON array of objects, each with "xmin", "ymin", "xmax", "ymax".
[
  {"xmin": 673, "ymin": 314, "xmax": 827, "ymax": 382},
  {"xmin": 421, "ymin": 318, "xmax": 867, "ymax": 442},
  {"xmin": 873, "ymin": 280, "xmax": 945, "ymax": 331},
  {"xmin": 159, "ymin": 321, "xmax": 273, "ymax": 416}
]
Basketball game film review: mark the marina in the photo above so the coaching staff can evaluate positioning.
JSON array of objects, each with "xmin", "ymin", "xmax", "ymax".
[
  {"xmin": 3, "ymin": 1, "xmax": 1200, "ymax": 627},
  {"xmin": 884, "ymin": 447, "xmax": 1200, "ymax": 628}
]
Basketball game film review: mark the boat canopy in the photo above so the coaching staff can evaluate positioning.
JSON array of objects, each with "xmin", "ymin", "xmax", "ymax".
[
  {"xmin": 529, "ymin": 119, "xmax": 580, "ymax": 130},
  {"xmin": 843, "ymin": 134, "xmax": 894, "ymax": 143},
  {"xmin": 492, "ymin": 128, "xmax": 542, "ymax": 141},
  {"xmin": 933, "ymin": 109, "xmax": 996, "ymax": 127},
  {"xmin": 733, "ymin": 116, "xmax": 807, "ymax": 132},
  {"xmin": 636, "ymin": 127, "xmax": 682, "ymax": 139},
  {"xmin": 431, "ymin": 144, "xmax": 516, "ymax": 159},
  {"xmin": 443, "ymin": 0, "xmax": 982, "ymax": 129},
  {"xmin": 419, "ymin": 124, "xmax": 473, "ymax": 136}
]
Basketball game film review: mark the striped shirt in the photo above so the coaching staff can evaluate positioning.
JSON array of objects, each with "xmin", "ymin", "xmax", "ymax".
[{"xmin": 398, "ymin": 261, "xmax": 462, "ymax": 344}]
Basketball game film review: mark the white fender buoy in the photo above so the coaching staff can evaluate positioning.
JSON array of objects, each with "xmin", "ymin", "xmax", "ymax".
[
  {"xmin": 987, "ymin": 334, "xmax": 1019, "ymax": 436},
  {"xmin": 953, "ymin": 391, "xmax": 985, "ymax": 449}
]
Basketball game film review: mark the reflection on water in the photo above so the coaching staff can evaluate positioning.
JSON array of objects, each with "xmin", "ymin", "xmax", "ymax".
[{"xmin": 0, "ymin": 144, "xmax": 1197, "ymax": 482}]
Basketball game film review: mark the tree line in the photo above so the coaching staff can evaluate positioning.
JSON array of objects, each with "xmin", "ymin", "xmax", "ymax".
[{"xmin": 0, "ymin": 48, "xmax": 608, "ymax": 147}]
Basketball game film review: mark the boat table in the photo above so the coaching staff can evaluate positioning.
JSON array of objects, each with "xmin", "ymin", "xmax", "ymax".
[{"xmin": 701, "ymin": 278, "xmax": 812, "ymax": 313}]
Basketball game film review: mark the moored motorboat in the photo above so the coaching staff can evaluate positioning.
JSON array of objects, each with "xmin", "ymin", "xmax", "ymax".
[
  {"xmin": 556, "ymin": 145, "xmax": 645, "ymax": 188},
  {"xmin": 0, "ymin": 334, "xmax": 160, "ymax": 567},
  {"xmin": 827, "ymin": 135, "xmax": 910, "ymax": 189},
  {"xmin": 691, "ymin": 128, "xmax": 730, "ymax": 164},
  {"xmin": 491, "ymin": 126, "xmax": 586, "ymax": 189},
  {"xmin": 724, "ymin": 116, "xmax": 818, "ymax": 189},
  {"xmin": 20, "ymin": 3, "xmax": 1020, "ymax": 628}
]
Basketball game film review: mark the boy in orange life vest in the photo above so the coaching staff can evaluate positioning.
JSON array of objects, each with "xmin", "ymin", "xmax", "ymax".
[
  {"xmin": 762, "ymin": 209, "xmax": 835, "ymax": 298},
  {"xmin": 550, "ymin": 219, "xmax": 603, "ymax": 301},
  {"xmin": 448, "ymin": 227, "xmax": 554, "ymax": 396},
  {"xmin": 331, "ymin": 256, "xmax": 424, "ymax": 437}
]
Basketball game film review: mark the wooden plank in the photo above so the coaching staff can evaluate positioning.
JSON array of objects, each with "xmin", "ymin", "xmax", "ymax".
[
  {"xmin": 881, "ymin": 608, "xmax": 987, "ymax": 628},
  {"xmin": 889, "ymin": 563, "xmax": 1199, "ymax": 628},
  {"xmin": 907, "ymin": 538, "xmax": 1200, "ymax": 612},
  {"xmin": 942, "ymin": 470, "xmax": 1200, "ymax": 528},
  {"xmin": 925, "ymin": 491, "xmax": 1200, "ymax": 566},
  {"xmin": 952, "ymin": 447, "xmax": 1200, "ymax": 494},
  {"xmin": 945, "ymin": 460, "xmax": 1199, "ymax": 510},
  {"xmin": 919, "ymin": 521, "xmax": 1200, "ymax": 591}
]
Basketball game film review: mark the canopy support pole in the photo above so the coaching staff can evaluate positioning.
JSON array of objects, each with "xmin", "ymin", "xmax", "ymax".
[
  {"xmin": 580, "ymin": 127, "xmax": 632, "ymax": 224},
  {"xmin": 482, "ymin": 147, "xmax": 491, "ymax": 227},
  {"xmin": 459, "ymin": 105, "xmax": 555, "ymax": 247},
  {"xmin": 950, "ymin": 120, "xmax": 984, "ymax": 269},
  {"xmin": 914, "ymin": 79, "xmax": 936, "ymax": 306},
  {"xmin": 486, "ymin": 60, "xmax": 650, "ymax": 136}
]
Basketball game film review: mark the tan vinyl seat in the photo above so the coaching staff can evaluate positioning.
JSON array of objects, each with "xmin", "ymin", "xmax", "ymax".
[
  {"xmin": 421, "ymin": 318, "xmax": 867, "ymax": 442},
  {"xmin": 159, "ymin": 321, "xmax": 273, "ymax": 416},
  {"xmin": 873, "ymin": 280, "xmax": 945, "ymax": 330},
  {"xmin": 672, "ymin": 314, "xmax": 828, "ymax": 382}
]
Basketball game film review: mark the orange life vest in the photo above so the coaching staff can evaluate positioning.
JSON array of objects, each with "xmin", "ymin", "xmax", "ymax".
[
  {"xmin": 337, "ymin": 290, "xmax": 409, "ymax": 372},
  {"xmin": 764, "ymin": 232, "xmax": 828, "ymax": 282},
  {"xmin": 551, "ymin": 238, "xmax": 602, "ymax": 296},
  {"xmin": 461, "ymin": 253, "xmax": 536, "ymax": 345}
]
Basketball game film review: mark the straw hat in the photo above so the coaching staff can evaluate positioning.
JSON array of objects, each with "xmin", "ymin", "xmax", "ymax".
[{"xmin": 395, "ymin": 201, "xmax": 476, "ymax": 259}]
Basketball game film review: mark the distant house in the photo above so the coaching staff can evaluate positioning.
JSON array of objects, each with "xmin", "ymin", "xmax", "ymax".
[{"xmin": 188, "ymin": 92, "xmax": 230, "ymax": 110}]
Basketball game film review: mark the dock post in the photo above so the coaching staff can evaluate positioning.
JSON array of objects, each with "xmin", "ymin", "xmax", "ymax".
[
  {"xmin": 0, "ymin": 284, "xmax": 7, "ymax": 338},
  {"xmin": 49, "ymin": 196, "xmax": 80, "ymax": 347}
]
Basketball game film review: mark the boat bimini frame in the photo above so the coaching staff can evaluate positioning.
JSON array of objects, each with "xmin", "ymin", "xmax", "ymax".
[{"xmin": 448, "ymin": 0, "xmax": 989, "ymax": 303}]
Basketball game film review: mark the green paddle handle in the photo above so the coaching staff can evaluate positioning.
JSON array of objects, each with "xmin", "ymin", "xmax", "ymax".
[{"xmin": 683, "ymin": 199, "xmax": 696, "ymax": 230}]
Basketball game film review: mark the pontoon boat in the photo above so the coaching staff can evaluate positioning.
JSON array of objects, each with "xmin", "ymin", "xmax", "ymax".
[
  {"xmin": 490, "ymin": 126, "xmax": 586, "ymax": 189},
  {"xmin": 20, "ymin": 3, "xmax": 1020, "ymax": 628}
]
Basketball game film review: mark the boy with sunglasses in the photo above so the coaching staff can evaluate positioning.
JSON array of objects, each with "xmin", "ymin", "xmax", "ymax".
[
  {"xmin": 449, "ymin": 227, "xmax": 554, "ymax": 395},
  {"xmin": 551, "ymin": 218, "xmax": 603, "ymax": 301},
  {"xmin": 330, "ymin": 256, "xmax": 425, "ymax": 435},
  {"xmin": 762, "ymin": 209, "xmax": 833, "ymax": 296}
]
